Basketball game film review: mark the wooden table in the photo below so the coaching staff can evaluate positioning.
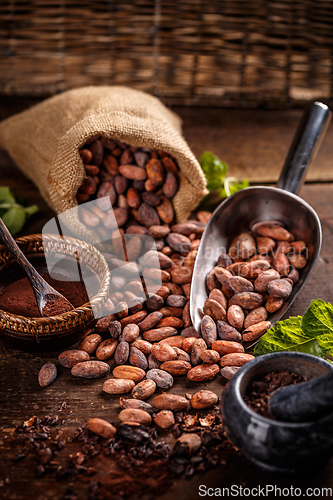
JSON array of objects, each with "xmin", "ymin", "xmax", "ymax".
[{"xmin": 1, "ymin": 98, "xmax": 333, "ymax": 499}]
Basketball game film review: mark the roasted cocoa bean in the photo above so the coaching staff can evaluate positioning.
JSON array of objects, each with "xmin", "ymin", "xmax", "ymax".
[
  {"xmin": 182, "ymin": 336, "xmax": 198, "ymax": 353},
  {"xmin": 191, "ymin": 338, "xmax": 207, "ymax": 366},
  {"xmin": 220, "ymin": 353, "xmax": 255, "ymax": 367},
  {"xmin": 230, "ymin": 292, "xmax": 263, "ymax": 310},
  {"xmin": 211, "ymin": 340, "xmax": 244, "ymax": 356},
  {"xmin": 95, "ymin": 314, "xmax": 117, "ymax": 332},
  {"xmin": 122, "ymin": 324, "xmax": 140, "ymax": 343},
  {"xmin": 58, "ymin": 350, "xmax": 90, "ymax": 368},
  {"xmin": 200, "ymin": 350, "xmax": 220, "ymax": 364},
  {"xmin": 160, "ymin": 360, "xmax": 192, "ymax": 376},
  {"xmin": 200, "ymin": 315, "xmax": 217, "ymax": 347},
  {"xmin": 131, "ymin": 339, "xmax": 153, "ymax": 355},
  {"xmin": 166, "ymin": 233, "xmax": 191, "ymax": 254},
  {"xmin": 38, "ymin": 363, "xmax": 57, "ymax": 387},
  {"xmin": 229, "ymin": 276, "xmax": 254, "ymax": 293},
  {"xmin": 154, "ymin": 410, "xmax": 175, "ymax": 429},
  {"xmin": 143, "ymin": 327, "xmax": 178, "ymax": 342},
  {"xmin": 132, "ymin": 379, "xmax": 156, "ymax": 400},
  {"xmin": 118, "ymin": 408, "xmax": 152, "ymax": 425},
  {"xmin": 227, "ymin": 305, "xmax": 244, "ymax": 331},
  {"xmin": 120, "ymin": 310, "xmax": 147, "ymax": 328},
  {"xmin": 156, "ymin": 316, "xmax": 184, "ymax": 329},
  {"xmin": 114, "ymin": 341, "xmax": 130, "ymax": 364},
  {"xmin": 72, "ymin": 361, "xmax": 110, "ymax": 378},
  {"xmin": 78, "ymin": 334, "xmax": 102, "ymax": 355},
  {"xmin": 96, "ymin": 339, "xmax": 118, "ymax": 361},
  {"xmin": 244, "ymin": 306, "xmax": 268, "ymax": 329},
  {"xmin": 214, "ymin": 267, "xmax": 233, "ymax": 290},
  {"xmin": 216, "ymin": 320, "xmax": 242, "ymax": 342},
  {"xmin": 113, "ymin": 365, "xmax": 146, "ymax": 382},
  {"xmin": 87, "ymin": 418, "xmax": 117, "ymax": 438},
  {"xmin": 220, "ymin": 366, "xmax": 240, "ymax": 380},
  {"xmin": 203, "ymin": 298, "xmax": 226, "ymax": 321},
  {"xmin": 146, "ymin": 368, "xmax": 174, "ymax": 389},
  {"xmin": 187, "ymin": 364, "xmax": 219, "ymax": 382},
  {"xmin": 153, "ymin": 393, "xmax": 189, "ymax": 411},
  {"xmin": 267, "ymin": 279, "xmax": 292, "ymax": 298},
  {"xmin": 190, "ymin": 390, "xmax": 219, "ymax": 409},
  {"xmin": 119, "ymin": 398, "xmax": 154, "ymax": 413},
  {"xmin": 156, "ymin": 196, "xmax": 174, "ymax": 224},
  {"xmin": 242, "ymin": 321, "xmax": 271, "ymax": 342},
  {"xmin": 129, "ymin": 346, "xmax": 148, "ymax": 370},
  {"xmin": 103, "ymin": 378, "xmax": 135, "ymax": 394},
  {"xmin": 138, "ymin": 311, "xmax": 163, "ymax": 332},
  {"xmin": 254, "ymin": 269, "xmax": 281, "ymax": 292},
  {"xmin": 209, "ymin": 288, "xmax": 227, "ymax": 310}
]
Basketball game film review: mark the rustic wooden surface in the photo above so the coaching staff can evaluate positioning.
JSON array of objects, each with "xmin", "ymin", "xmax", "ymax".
[{"xmin": 0, "ymin": 99, "xmax": 333, "ymax": 499}]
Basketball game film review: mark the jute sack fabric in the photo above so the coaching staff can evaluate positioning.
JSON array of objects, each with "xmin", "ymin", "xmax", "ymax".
[{"xmin": 0, "ymin": 86, "xmax": 207, "ymax": 241}]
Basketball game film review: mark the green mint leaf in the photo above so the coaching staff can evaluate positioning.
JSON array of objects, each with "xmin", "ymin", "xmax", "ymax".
[
  {"xmin": 220, "ymin": 178, "xmax": 250, "ymax": 198},
  {"xmin": 0, "ymin": 187, "xmax": 15, "ymax": 203},
  {"xmin": 302, "ymin": 299, "xmax": 333, "ymax": 338},
  {"xmin": 200, "ymin": 151, "xmax": 228, "ymax": 192},
  {"xmin": 24, "ymin": 204, "xmax": 39, "ymax": 218},
  {"xmin": 253, "ymin": 315, "xmax": 328, "ymax": 358},
  {"xmin": 2, "ymin": 206, "xmax": 26, "ymax": 235}
]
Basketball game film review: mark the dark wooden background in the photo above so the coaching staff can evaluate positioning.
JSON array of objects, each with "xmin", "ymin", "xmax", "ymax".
[{"xmin": 1, "ymin": 97, "xmax": 333, "ymax": 499}]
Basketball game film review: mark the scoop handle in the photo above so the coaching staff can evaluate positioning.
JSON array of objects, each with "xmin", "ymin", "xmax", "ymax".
[{"xmin": 277, "ymin": 101, "xmax": 331, "ymax": 194}]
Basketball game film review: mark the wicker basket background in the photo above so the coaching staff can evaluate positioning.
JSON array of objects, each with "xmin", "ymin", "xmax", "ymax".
[{"xmin": 0, "ymin": 1, "xmax": 332, "ymax": 107}]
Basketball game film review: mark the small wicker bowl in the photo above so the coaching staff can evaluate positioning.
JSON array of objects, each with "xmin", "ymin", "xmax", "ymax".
[{"xmin": 0, "ymin": 234, "xmax": 110, "ymax": 351}]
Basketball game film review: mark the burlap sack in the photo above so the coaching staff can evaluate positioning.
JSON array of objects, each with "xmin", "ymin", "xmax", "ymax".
[{"xmin": 0, "ymin": 86, "xmax": 207, "ymax": 240}]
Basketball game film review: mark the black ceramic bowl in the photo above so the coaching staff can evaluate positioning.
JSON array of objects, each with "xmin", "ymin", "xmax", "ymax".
[{"xmin": 222, "ymin": 352, "xmax": 333, "ymax": 474}]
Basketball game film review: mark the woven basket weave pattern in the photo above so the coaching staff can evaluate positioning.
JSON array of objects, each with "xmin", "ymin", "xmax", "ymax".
[{"xmin": 0, "ymin": 1, "xmax": 332, "ymax": 106}]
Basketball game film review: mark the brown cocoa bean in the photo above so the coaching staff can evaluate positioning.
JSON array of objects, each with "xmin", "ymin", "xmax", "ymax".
[
  {"xmin": 113, "ymin": 365, "xmax": 146, "ymax": 382},
  {"xmin": 120, "ymin": 310, "xmax": 147, "ymax": 328},
  {"xmin": 157, "ymin": 252, "xmax": 173, "ymax": 270},
  {"xmin": 79, "ymin": 208, "xmax": 100, "ymax": 227},
  {"xmin": 200, "ymin": 315, "xmax": 217, "ymax": 347},
  {"xmin": 216, "ymin": 320, "xmax": 242, "ymax": 342},
  {"xmin": 116, "ymin": 301, "xmax": 129, "ymax": 319},
  {"xmin": 173, "ymin": 347, "xmax": 191, "ymax": 362},
  {"xmin": 103, "ymin": 378, "xmax": 135, "ymax": 394},
  {"xmin": 167, "ymin": 233, "xmax": 191, "ymax": 254},
  {"xmin": 131, "ymin": 339, "xmax": 153, "ymax": 355},
  {"xmin": 156, "ymin": 317, "xmax": 184, "ymax": 329},
  {"xmin": 125, "ymin": 187, "xmax": 141, "ymax": 208},
  {"xmin": 267, "ymin": 279, "xmax": 292, "ymax": 298},
  {"xmin": 114, "ymin": 174, "xmax": 128, "ymax": 194},
  {"xmin": 146, "ymin": 158, "xmax": 165, "ymax": 186},
  {"xmin": 58, "ymin": 350, "xmax": 90, "ymax": 368},
  {"xmin": 239, "ymin": 260, "xmax": 271, "ymax": 279},
  {"xmin": 244, "ymin": 306, "xmax": 268, "ymax": 329},
  {"xmin": 141, "ymin": 191, "xmax": 161, "ymax": 206},
  {"xmin": 291, "ymin": 240, "xmax": 307, "ymax": 253},
  {"xmin": 96, "ymin": 339, "xmax": 118, "ymax": 361},
  {"xmin": 155, "ymin": 285, "xmax": 171, "ymax": 299},
  {"xmin": 182, "ymin": 282, "xmax": 191, "ymax": 300},
  {"xmin": 78, "ymin": 333, "xmax": 102, "ymax": 355},
  {"xmin": 146, "ymin": 368, "xmax": 173, "ymax": 389},
  {"xmin": 187, "ymin": 364, "xmax": 219, "ymax": 382},
  {"xmin": 229, "ymin": 232, "xmax": 256, "ymax": 259},
  {"xmin": 148, "ymin": 225, "xmax": 170, "ymax": 238},
  {"xmin": 129, "ymin": 347, "xmax": 148, "ymax": 369},
  {"xmin": 190, "ymin": 390, "xmax": 219, "ymax": 409},
  {"xmin": 95, "ymin": 314, "xmax": 117, "ymax": 332},
  {"xmin": 211, "ymin": 340, "xmax": 244, "ymax": 356},
  {"xmin": 148, "ymin": 353, "xmax": 161, "ymax": 369},
  {"xmin": 122, "ymin": 324, "xmax": 140, "ymax": 343},
  {"xmin": 153, "ymin": 393, "xmax": 189, "ymax": 411},
  {"xmin": 160, "ymin": 359, "xmax": 192, "ymax": 376},
  {"xmin": 152, "ymin": 343, "xmax": 177, "ymax": 362},
  {"xmin": 154, "ymin": 410, "xmax": 175, "ymax": 429},
  {"xmin": 227, "ymin": 305, "xmax": 244, "ymax": 331},
  {"xmin": 156, "ymin": 196, "xmax": 174, "ymax": 224},
  {"xmin": 230, "ymin": 292, "xmax": 263, "ymax": 310},
  {"xmin": 162, "ymin": 172, "xmax": 178, "ymax": 198},
  {"xmin": 288, "ymin": 253, "xmax": 307, "ymax": 269},
  {"xmin": 143, "ymin": 327, "xmax": 178, "ymax": 342},
  {"xmin": 273, "ymin": 253, "xmax": 290, "ymax": 276},
  {"xmin": 229, "ymin": 276, "xmax": 254, "ymax": 293},
  {"xmin": 170, "ymin": 267, "xmax": 193, "ymax": 285},
  {"xmin": 119, "ymin": 398, "xmax": 154, "ymax": 413},
  {"xmin": 206, "ymin": 267, "xmax": 221, "ymax": 291},
  {"xmin": 181, "ymin": 327, "xmax": 200, "ymax": 338},
  {"xmin": 138, "ymin": 311, "xmax": 163, "ymax": 332},
  {"xmin": 217, "ymin": 253, "xmax": 233, "ymax": 268},
  {"xmin": 265, "ymin": 295, "xmax": 284, "ymax": 313},
  {"xmin": 242, "ymin": 321, "xmax": 271, "ymax": 342},
  {"xmin": 254, "ymin": 269, "xmax": 281, "ymax": 292},
  {"xmin": 138, "ymin": 203, "xmax": 160, "ymax": 227},
  {"xmin": 159, "ymin": 306, "xmax": 183, "ymax": 318},
  {"xmin": 80, "ymin": 148, "xmax": 93, "ymax": 163},
  {"xmin": 114, "ymin": 341, "xmax": 130, "ymax": 364},
  {"xmin": 166, "ymin": 294, "xmax": 186, "ymax": 308},
  {"xmin": 203, "ymin": 299, "xmax": 226, "ymax": 321},
  {"xmin": 132, "ymin": 379, "xmax": 156, "ymax": 400},
  {"xmin": 97, "ymin": 181, "xmax": 117, "ymax": 206},
  {"xmin": 200, "ymin": 350, "xmax": 220, "ymax": 364},
  {"xmin": 171, "ymin": 222, "xmax": 198, "ymax": 236},
  {"xmin": 160, "ymin": 336, "xmax": 184, "ymax": 348},
  {"xmin": 191, "ymin": 338, "xmax": 207, "ymax": 366},
  {"xmin": 119, "ymin": 165, "xmax": 147, "ymax": 181},
  {"xmin": 220, "ymin": 366, "xmax": 240, "ymax": 380},
  {"xmin": 87, "ymin": 418, "xmax": 117, "ymax": 438},
  {"xmin": 214, "ymin": 267, "xmax": 233, "ymax": 290},
  {"xmin": 220, "ymin": 353, "xmax": 255, "ymax": 367},
  {"xmin": 256, "ymin": 236, "xmax": 276, "ymax": 254},
  {"xmin": 288, "ymin": 267, "xmax": 299, "ymax": 283},
  {"xmin": 182, "ymin": 301, "xmax": 191, "ymax": 327},
  {"xmin": 38, "ymin": 363, "xmax": 57, "ymax": 387},
  {"xmin": 254, "ymin": 223, "xmax": 293, "ymax": 241},
  {"xmin": 209, "ymin": 288, "xmax": 227, "ymax": 310},
  {"xmin": 72, "ymin": 361, "xmax": 110, "ymax": 378}
]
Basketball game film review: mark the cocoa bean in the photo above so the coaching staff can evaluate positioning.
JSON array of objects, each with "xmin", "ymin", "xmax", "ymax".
[
  {"xmin": 156, "ymin": 196, "xmax": 174, "ymax": 224},
  {"xmin": 170, "ymin": 267, "xmax": 193, "ymax": 284},
  {"xmin": 190, "ymin": 390, "xmax": 219, "ymax": 409},
  {"xmin": 200, "ymin": 315, "xmax": 217, "ymax": 347},
  {"xmin": 116, "ymin": 301, "xmax": 129, "ymax": 319},
  {"xmin": 187, "ymin": 364, "xmax": 219, "ymax": 382},
  {"xmin": 265, "ymin": 295, "xmax": 284, "ymax": 313},
  {"xmin": 229, "ymin": 276, "xmax": 254, "ymax": 293},
  {"xmin": 227, "ymin": 305, "xmax": 244, "ymax": 331},
  {"xmin": 209, "ymin": 288, "xmax": 227, "ymax": 310},
  {"xmin": 146, "ymin": 158, "xmax": 165, "ymax": 186},
  {"xmin": 152, "ymin": 343, "xmax": 177, "ymax": 362},
  {"xmin": 138, "ymin": 202, "xmax": 160, "ymax": 227},
  {"xmin": 153, "ymin": 393, "xmax": 189, "ymax": 411},
  {"xmin": 157, "ymin": 252, "xmax": 173, "ymax": 269},
  {"xmin": 79, "ymin": 208, "xmax": 100, "ymax": 227},
  {"xmin": 220, "ymin": 353, "xmax": 255, "ymax": 367},
  {"xmin": 206, "ymin": 267, "xmax": 221, "ymax": 291},
  {"xmin": 119, "ymin": 165, "xmax": 147, "ymax": 181},
  {"xmin": 80, "ymin": 148, "xmax": 93, "ymax": 163},
  {"xmin": 216, "ymin": 321, "xmax": 242, "ymax": 342},
  {"xmin": 182, "ymin": 336, "xmax": 198, "ymax": 353},
  {"xmin": 148, "ymin": 353, "xmax": 161, "ymax": 369},
  {"xmin": 38, "ymin": 363, "xmax": 57, "ymax": 387},
  {"xmin": 103, "ymin": 378, "xmax": 135, "ymax": 394},
  {"xmin": 214, "ymin": 267, "xmax": 233, "ymax": 290},
  {"xmin": 254, "ymin": 269, "xmax": 281, "ymax": 292},
  {"xmin": 146, "ymin": 368, "xmax": 173, "ymax": 389},
  {"xmin": 191, "ymin": 338, "xmax": 207, "ymax": 366},
  {"xmin": 203, "ymin": 299, "xmax": 226, "ymax": 321},
  {"xmin": 72, "ymin": 361, "xmax": 110, "ymax": 378},
  {"xmin": 95, "ymin": 314, "xmax": 117, "ymax": 332},
  {"xmin": 58, "ymin": 350, "xmax": 90, "ymax": 368},
  {"xmin": 182, "ymin": 301, "xmax": 191, "ymax": 327},
  {"xmin": 217, "ymin": 253, "xmax": 233, "ymax": 268},
  {"xmin": 256, "ymin": 236, "xmax": 276, "ymax": 254},
  {"xmin": 113, "ymin": 365, "xmax": 146, "ymax": 382},
  {"xmin": 143, "ymin": 327, "xmax": 178, "ymax": 342},
  {"xmin": 129, "ymin": 347, "xmax": 148, "ymax": 369},
  {"xmin": 239, "ymin": 260, "xmax": 271, "ymax": 279},
  {"xmin": 220, "ymin": 366, "xmax": 240, "ymax": 380},
  {"xmin": 154, "ymin": 410, "xmax": 175, "ymax": 429},
  {"xmin": 159, "ymin": 306, "xmax": 183, "ymax": 318},
  {"xmin": 120, "ymin": 310, "xmax": 147, "ymax": 328},
  {"xmin": 291, "ymin": 240, "xmax": 307, "ymax": 253},
  {"xmin": 138, "ymin": 312, "xmax": 163, "ymax": 332},
  {"xmin": 156, "ymin": 317, "xmax": 184, "ymax": 329},
  {"xmin": 288, "ymin": 253, "xmax": 307, "ymax": 269},
  {"xmin": 229, "ymin": 232, "xmax": 256, "ymax": 259},
  {"xmin": 242, "ymin": 320, "xmax": 271, "ymax": 342},
  {"xmin": 96, "ymin": 339, "xmax": 118, "ymax": 361},
  {"xmin": 160, "ymin": 336, "xmax": 184, "ymax": 348},
  {"xmin": 119, "ymin": 398, "xmax": 154, "ymax": 413},
  {"xmin": 182, "ymin": 282, "xmax": 191, "ymax": 299},
  {"xmin": 90, "ymin": 139, "xmax": 103, "ymax": 166},
  {"xmin": 114, "ymin": 341, "xmax": 130, "ymax": 364},
  {"xmin": 165, "ymin": 294, "xmax": 186, "ymax": 308},
  {"xmin": 118, "ymin": 408, "xmax": 152, "ymax": 425},
  {"xmin": 288, "ymin": 267, "xmax": 299, "ymax": 283},
  {"xmin": 78, "ymin": 333, "xmax": 102, "ymax": 355},
  {"xmin": 132, "ymin": 379, "xmax": 156, "ymax": 400},
  {"xmin": 148, "ymin": 225, "xmax": 170, "ymax": 238},
  {"xmin": 200, "ymin": 350, "xmax": 220, "ymax": 364},
  {"xmin": 160, "ymin": 359, "xmax": 192, "ymax": 376},
  {"xmin": 97, "ymin": 182, "xmax": 117, "ymax": 206},
  {"xmin": 267, "ymin": 279, "xmax": 292, "ymax": 298},
  {"xmin": 244, "ymin": 306, "xmax": 268, "ymax": 329},
  {"xmin": 230, "ymin": 292, "xmax": 263, "ymax": 310},
  {"xmin": 173, "ymin": 347, "xmax": 191, "ymax": 362},
  {"xmin": 131, "ymin": 339, "xmax": 153, "ymax": 355},
  {"xmin": 162, "ymin": 172, "xmax": 178, "ymax": 198},
  {"xmin": 87, "ymin": 418, "xmax": 117, "ymax": 438},
  {"xmin": 211, "ymin": 340, "xmax": 244, "ymax": 355},
  {"xmin": 181, "ymin": 327, "xmax": 200, "ymax": 338},
  {"xmin": 122, "ymin": 324, "xmax": 140, "ymax": 343},
  {"xmin": 254, "ymin": 223, "xmax": 293, "ymax": 241},
  {"xmin": 114, "ymin": 174, "xmax": 128, "ymax": 194}
]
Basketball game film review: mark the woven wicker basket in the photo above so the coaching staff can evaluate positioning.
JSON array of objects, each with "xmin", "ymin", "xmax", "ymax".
[
  {"xmin": 0, "ymin": 1, "xmax": 332, "ymax": 107},
  {"xmin": 0, "ymin": 234, "xmax": 110, "ymax": 350}
]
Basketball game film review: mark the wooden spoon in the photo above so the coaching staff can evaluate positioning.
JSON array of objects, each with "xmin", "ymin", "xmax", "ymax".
[{"xmin": 0, "ymin": 218, "xmax": 73, "ymax": 317}]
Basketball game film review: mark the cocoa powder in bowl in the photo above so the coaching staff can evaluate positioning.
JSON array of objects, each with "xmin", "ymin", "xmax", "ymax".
[{"xmin": 0, "ymin": 273, "xmax": 89, "ymax": 317}]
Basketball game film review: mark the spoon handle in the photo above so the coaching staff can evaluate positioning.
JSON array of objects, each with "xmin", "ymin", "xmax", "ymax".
[
  {"xmin": 277, "ymin": 101, "xmax": 331, "ymax": 195},
  {"xmin": 0, "ymin": 218, "xmax": 54, "ymax": 306}
]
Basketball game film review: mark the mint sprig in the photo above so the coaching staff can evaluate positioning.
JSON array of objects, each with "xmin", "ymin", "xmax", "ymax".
[
  {"xmin": 200, "ymin": 151, "xmax": 249, "ymax": 197},
  {"xmin": 0, "ymin": 186, "xmax": 38, "ymax": 235}
]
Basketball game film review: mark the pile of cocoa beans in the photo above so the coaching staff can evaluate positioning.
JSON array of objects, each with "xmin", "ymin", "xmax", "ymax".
[{"xmin": 77, "ymin": 137, "xmax": 180, "ymax": 235}]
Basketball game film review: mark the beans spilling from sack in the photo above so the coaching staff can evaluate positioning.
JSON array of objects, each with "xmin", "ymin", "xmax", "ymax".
[{"xmin": 77, "ymin": 137, "xmax": 180, "ymax": 233}]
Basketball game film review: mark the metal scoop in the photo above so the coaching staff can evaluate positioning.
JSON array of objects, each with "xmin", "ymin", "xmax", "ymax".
[{"xmin": 190, "ymin": 101, "xmax": 331, "ymax": 339}]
